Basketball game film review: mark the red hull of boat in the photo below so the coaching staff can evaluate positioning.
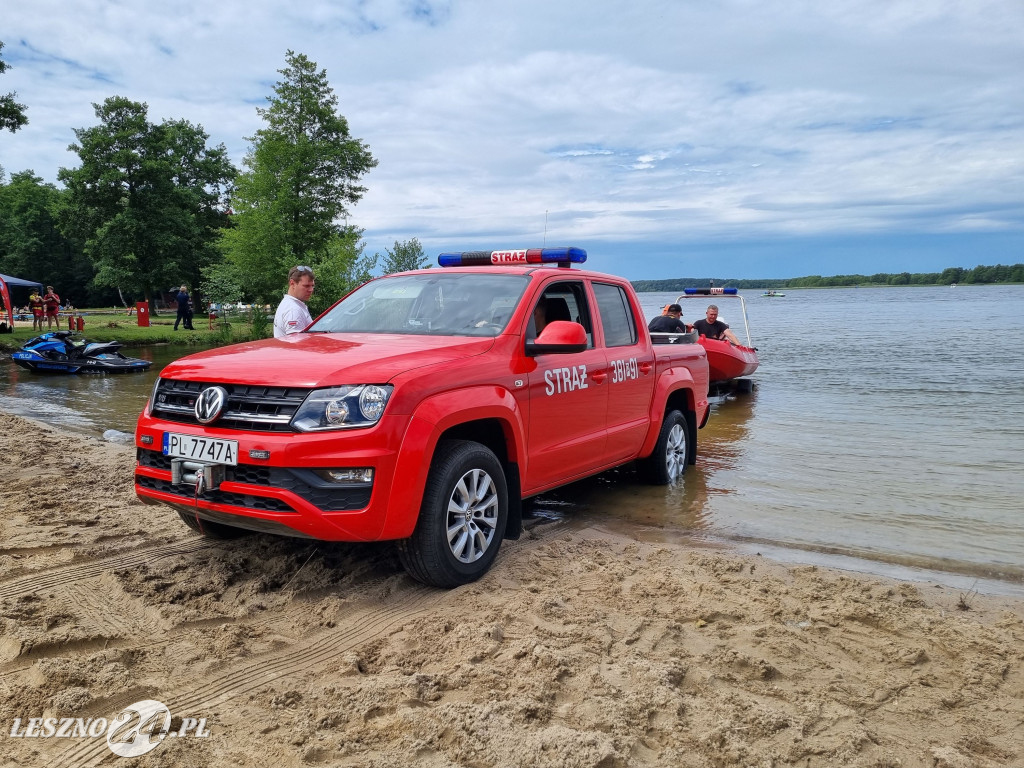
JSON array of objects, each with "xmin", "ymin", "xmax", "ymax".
[{"xmin": 699, "ymin": 337, "xmax": 759, "ymax": 382}]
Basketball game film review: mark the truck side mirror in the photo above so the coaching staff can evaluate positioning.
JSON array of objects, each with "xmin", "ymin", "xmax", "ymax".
[{"xmin": 525, "ymin": 320, "xmax": 588, "ymax": 356}]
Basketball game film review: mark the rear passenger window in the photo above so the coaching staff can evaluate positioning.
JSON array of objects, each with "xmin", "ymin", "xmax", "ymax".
[{"xmin": 592, "ymin": 283, "xmax": 638, "ymax": 347}]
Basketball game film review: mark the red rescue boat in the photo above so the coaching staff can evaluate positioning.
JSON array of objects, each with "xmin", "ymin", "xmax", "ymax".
[{"xmin": 678, "ymin": 288, "xmax": 759, "ymax": 384}]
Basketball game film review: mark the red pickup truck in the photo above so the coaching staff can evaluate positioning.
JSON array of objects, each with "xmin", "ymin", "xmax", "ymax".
[{"xmin": 135, "ymin": 248, "xmax": 710, "ymax": 587}]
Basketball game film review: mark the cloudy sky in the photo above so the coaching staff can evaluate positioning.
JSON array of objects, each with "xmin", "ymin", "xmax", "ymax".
[{"xmin": 2, "ymin": 0, "xmax": 1022, "ymax": 279}]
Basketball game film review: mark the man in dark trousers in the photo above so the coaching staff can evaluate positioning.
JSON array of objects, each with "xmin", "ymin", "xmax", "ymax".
[{"xmin": 174, "ymin": 285, "xmax": 195, "ymax": 330}]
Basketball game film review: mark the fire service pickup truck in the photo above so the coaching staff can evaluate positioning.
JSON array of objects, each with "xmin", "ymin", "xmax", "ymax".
[{"xmin": 135, "ymin": 248, "xmax": 710, "ymax": 587}]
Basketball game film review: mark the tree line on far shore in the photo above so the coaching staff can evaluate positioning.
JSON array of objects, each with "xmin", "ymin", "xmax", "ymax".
[{"xmin": 631, "ymin": 263, "xmax": 1024, "ymax": 293}]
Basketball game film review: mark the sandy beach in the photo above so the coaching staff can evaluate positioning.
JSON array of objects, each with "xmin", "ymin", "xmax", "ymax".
[{"xmin": 0, "ymin": 410, "xmax": 1022, "ymax": 767}]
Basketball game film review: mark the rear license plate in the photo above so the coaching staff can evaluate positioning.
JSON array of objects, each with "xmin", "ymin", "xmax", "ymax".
[{"xmin": 162, "ymin": 432, "xmax": 238, "ymax": 466}]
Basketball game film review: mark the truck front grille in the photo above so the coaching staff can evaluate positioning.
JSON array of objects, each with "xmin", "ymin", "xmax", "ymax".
[{"xmin": 151, "ymin": 380, "xmax": 310, "ymax": 432}]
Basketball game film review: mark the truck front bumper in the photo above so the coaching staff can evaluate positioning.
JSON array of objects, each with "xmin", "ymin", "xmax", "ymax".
[{"xmin": 133, "ymin": 413, "xmax": 413, "ymax": 542}]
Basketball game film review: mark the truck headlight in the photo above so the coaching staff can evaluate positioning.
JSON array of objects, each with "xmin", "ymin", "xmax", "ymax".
[
  {"xmin": 291, "ymin": 385, "xmax": 393, "ymax": 432},
  {"xmin": 146, "ymin": 376, "xmax": 163, "ymax": 416}
]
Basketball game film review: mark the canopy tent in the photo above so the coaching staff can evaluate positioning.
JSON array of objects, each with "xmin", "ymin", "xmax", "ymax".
[{"xmin": 0, "ymin": 273, "xmax": 44, "ymax": 332}]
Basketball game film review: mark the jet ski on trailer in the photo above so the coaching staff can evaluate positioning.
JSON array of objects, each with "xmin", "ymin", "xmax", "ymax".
[{"xmin": 11, "ymin": 331, "xmax": 152, "ymax": 373}]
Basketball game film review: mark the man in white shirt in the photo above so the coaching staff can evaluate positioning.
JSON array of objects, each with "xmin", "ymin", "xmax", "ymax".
[{"xmin": 273, "ymin": 266, "xmax": 315, "ymax": 338}]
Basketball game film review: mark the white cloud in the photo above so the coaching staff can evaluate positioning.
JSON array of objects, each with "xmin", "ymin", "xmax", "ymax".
[{"xmin": 1, "ymin": 0, "xmax": 1021, "ymax": 277}]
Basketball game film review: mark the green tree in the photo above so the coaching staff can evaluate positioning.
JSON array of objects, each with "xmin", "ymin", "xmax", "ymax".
[
  {"xmin": 0, "ymin": 41, "xmax": 28, "ymax": 133},
  {"xmin": 0, "ymin": 171, "xmax": 96, "ymax": 305},
  {"xmin": 57, "ymin": 96, "xmax": 236, "ymax": 308},
  {"xmin": 199, "ymin": 261, "xmax": 245, "ymax": 308},
  {"xmin": 305, "ymin": 227, "xmax": 378, "ymax": 318},
  {"xmin": 222, "ymin": 50, "xmax": 377, "ymax": 302},
  {"xmin": 380, "ymin": 237, "xmax": 429, "ymax": 274}
]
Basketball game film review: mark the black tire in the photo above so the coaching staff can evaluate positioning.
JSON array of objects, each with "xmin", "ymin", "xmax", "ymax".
[
  {"xmin": 176, "ymin": 510, "xmax": 251, "ymax": 539},
  {"xmin": 398, "ymin": 439, "xmax": 508, "ymax": 588},
  {"xmin": 638, "ymin": 409, "xmax": 691, "ymax": 485}
]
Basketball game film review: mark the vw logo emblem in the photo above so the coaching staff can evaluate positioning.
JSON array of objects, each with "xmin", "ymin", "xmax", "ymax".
[{"xmin": 195, "ymin": 386, "xmax": 228, "ymax": 424}]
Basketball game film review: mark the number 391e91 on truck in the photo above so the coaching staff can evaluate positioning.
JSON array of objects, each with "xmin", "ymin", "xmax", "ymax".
[{"xmin": 134, "ymin": 248, "xmax": 710, "ymax": 587}]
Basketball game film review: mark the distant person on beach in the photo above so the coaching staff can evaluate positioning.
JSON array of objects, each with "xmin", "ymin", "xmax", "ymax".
[
  {"xmin": 28, "ymin": 291, "xmax": 44, "ymax": 332},
  {"xmin": 43, "ymin": 286, "xmax": 61, "ymax": 329},
  {"xmin": 648, "ymin": 303, "xmax": 688, "ymax": 333},
  {"xmin": 174, "ymin": 285, "xmax": 195, "ymax": 330},
  {"xmin": 274, "ymin": 266, "xmax": 315, "ymax": 338},
  {"xmin": 692, "ymin": 304, "xmax": 740, "ymax": 344}
]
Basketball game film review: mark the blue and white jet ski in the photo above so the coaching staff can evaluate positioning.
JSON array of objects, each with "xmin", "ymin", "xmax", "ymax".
[{"xmin": 11, "ymin": 331, "xmax": 152, "ymax": 374}]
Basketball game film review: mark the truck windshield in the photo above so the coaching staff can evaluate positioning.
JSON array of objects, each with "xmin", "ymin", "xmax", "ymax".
[{"xmin": 308, "ymin": 273, "xmax": 531, "ymax": 337}]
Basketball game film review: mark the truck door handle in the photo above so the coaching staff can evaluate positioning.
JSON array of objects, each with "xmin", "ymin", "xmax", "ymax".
[
  {"xmin": 590, "ymin": 370, "xmax": 608, "ymax": 384},
  {"xmin": 639, "ymin": 361, "xmax": 653, "ymax": 374}
]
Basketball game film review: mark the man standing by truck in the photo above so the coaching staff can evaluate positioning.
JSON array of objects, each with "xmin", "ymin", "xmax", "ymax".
[{"xmin": 273, "ymin": 266, "xmax": 315, "ymax": 338}]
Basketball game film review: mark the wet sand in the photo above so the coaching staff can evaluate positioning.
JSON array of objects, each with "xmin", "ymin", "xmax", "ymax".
[{"xmin": 1, "ymin": 410, "xmax": 1022, "ymax": 767}]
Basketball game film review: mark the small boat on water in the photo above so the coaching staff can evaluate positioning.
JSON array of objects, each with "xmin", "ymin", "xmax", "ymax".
[
  {"xmin": 677, "ymin": 288, "xmax": 759, "ymax": 384},
  {"xmin": 761, "ymin": 290, "xmax": 785, "ymax": 297}
]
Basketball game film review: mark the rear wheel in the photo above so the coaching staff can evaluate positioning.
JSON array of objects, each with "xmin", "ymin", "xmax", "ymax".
[
  {"xmin": 398, "ymin": 440, "xmax": 508, "ymax": 588},
  {"xmin": 639, "ymin": 409, "xmax": 691, "ymax": 484},
  {"xmin": 176, "ymin": 510, "xmax": 251, "ymax": 539}
]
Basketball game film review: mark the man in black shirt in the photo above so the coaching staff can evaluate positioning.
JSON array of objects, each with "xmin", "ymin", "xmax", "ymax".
[
  {"xmin": 648, "ymin": 304, "xmax": 688, "ymax": 333},
  {"xmin": 692, "ymin": 304, "xmax": 740, "ymax": 344}
]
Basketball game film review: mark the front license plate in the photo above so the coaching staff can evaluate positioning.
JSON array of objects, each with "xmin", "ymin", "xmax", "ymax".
[{"xmin": 162, "ymin": 432, "xmax": 238, "ymax": 466}]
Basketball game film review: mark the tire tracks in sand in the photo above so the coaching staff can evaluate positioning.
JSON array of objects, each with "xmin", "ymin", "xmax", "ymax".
[{"xmin": 45, "ymin": 579, "xmax": 444, "ymax": 767}]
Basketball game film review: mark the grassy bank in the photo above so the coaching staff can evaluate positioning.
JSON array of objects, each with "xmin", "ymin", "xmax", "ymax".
[{"xmin": 0, "ymin": 310, "xmax": 267, "ymax": 353}]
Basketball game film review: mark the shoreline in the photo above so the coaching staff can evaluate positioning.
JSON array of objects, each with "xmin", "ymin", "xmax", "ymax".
[
  {"xmin": 1, "ymin": 410, "xmax": 1022, "ymax": 767},
  {"xmin": 3, "ymin": 401, "xmax": 1023, "ymax": 599}
]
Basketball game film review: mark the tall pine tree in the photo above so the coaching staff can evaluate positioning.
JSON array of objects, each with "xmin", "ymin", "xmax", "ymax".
[{"xmin": 221, "ymin": 51, "xmax": 377, "ymax": 302}]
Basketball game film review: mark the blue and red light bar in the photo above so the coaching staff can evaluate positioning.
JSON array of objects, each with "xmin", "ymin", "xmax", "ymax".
[
  {"xmin": 438, "ymin": 247, "xmax": 587, "ymax": 268},
  {"xmin": 683, "ymin": 287, "xmax": 738, "ymax": 295}
]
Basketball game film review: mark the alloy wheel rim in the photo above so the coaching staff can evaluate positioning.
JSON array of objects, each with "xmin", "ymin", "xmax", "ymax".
[
  {"xmin": 666, "ymin": 424, "xmax": 687, "ymax": 481},
  {"xmin": 446, "ymin": 468, "xmax": 499, "ymax": 563}
]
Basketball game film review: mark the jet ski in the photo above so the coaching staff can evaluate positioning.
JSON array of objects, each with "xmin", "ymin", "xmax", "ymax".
[{"xmin": 11, "ymin": 331, "xmax": 152, "ymax": 374}]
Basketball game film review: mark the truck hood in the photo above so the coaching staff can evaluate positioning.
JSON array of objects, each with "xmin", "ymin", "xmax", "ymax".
[{"xmin": 161, "ymin": 333, "xmax": 496, "ymax": 387}]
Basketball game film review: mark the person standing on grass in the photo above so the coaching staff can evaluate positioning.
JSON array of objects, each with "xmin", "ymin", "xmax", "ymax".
[
  {"xmin": 274, "ymin": 266, "xmax": 315, "ymax": 338},
  {"xmin": 174, "ymin": 285, "xmax": 195, "ymax": 330},
  {"xmin": 42, "ymin": 286, "xmax": 61, "ymax": 330},
  {"xmin": 28, "ymin": 290, "xmax": 44, "ymax": 332}
]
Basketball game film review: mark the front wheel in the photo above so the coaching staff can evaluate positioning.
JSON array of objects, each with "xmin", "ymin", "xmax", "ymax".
[
  {"xmin": 639, "ymin": 409, "xmax": 691, "ymax": 485},
  {"xmin": 398, "ymin": 440, "xmax": 508, "ymax": 588}
]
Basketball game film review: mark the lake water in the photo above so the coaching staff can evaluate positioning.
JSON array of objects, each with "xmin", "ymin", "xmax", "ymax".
[{"xmin": 2, "ymin": 285, "xmax": 1023, "ymax": 595}]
